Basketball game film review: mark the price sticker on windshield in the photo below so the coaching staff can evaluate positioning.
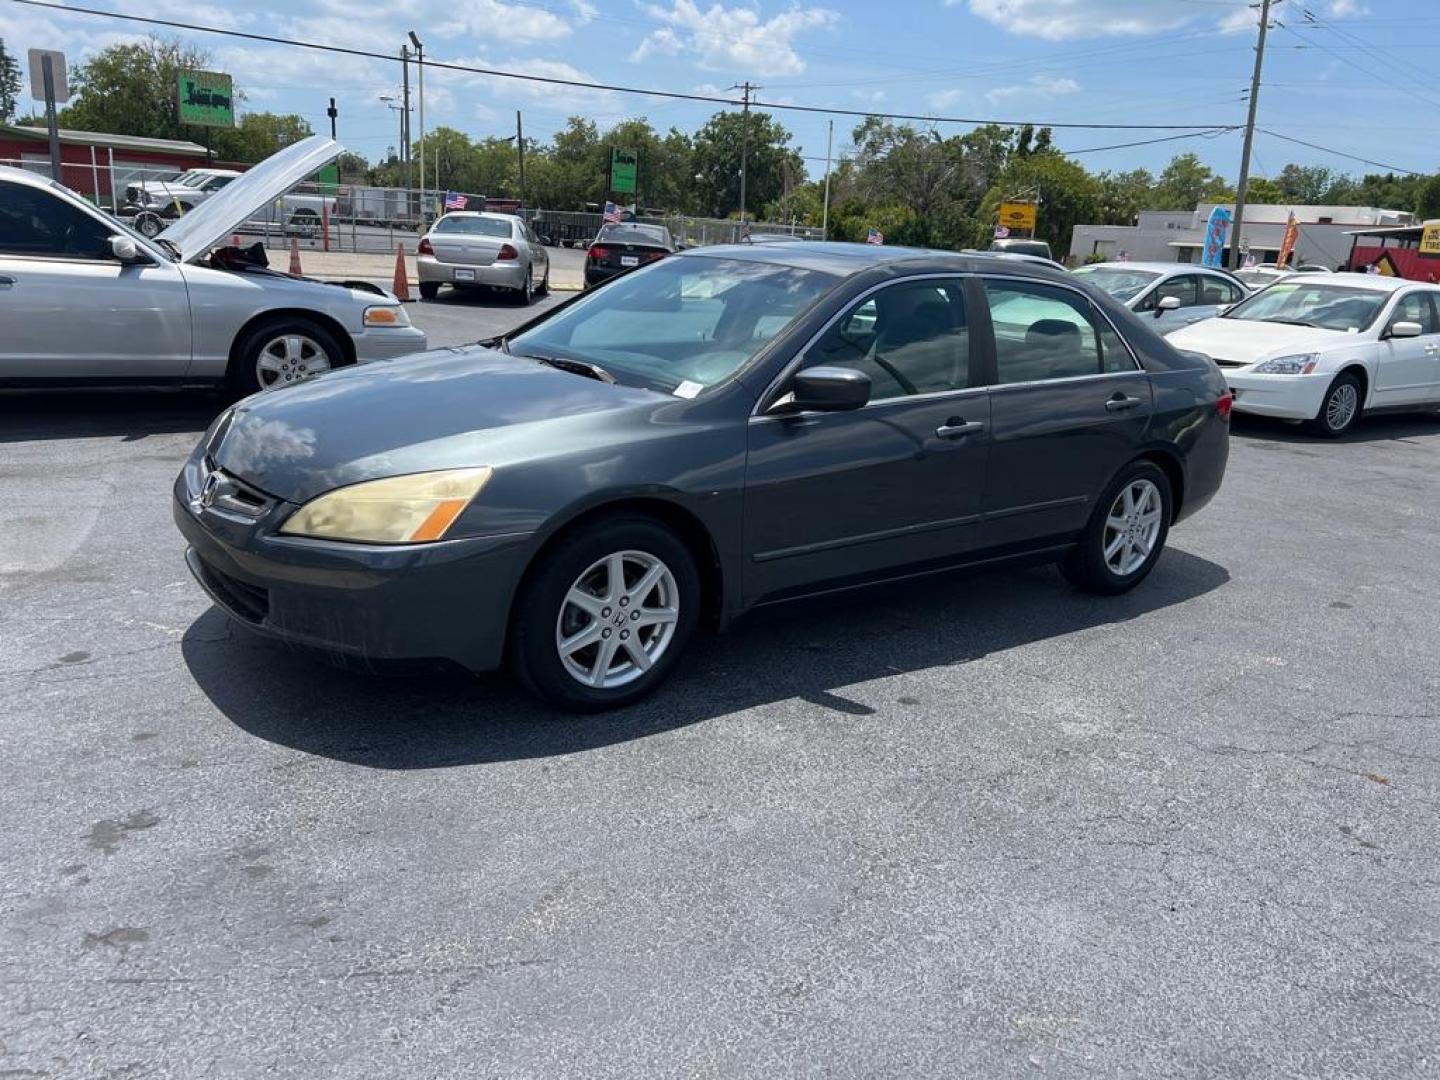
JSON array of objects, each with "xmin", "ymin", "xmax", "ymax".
[{"xmin": 673, "ymin": 380, "xmax": 703, "ymax": 399}]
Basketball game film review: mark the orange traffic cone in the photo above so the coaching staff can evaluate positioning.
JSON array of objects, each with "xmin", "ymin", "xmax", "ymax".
[
  {"xmin": 288, "ymin": 237, "xmax": 303, "ymax": 276},
  {"xmin": 391, "ymin": 242, "xmax": 412, "ymax": 301}
]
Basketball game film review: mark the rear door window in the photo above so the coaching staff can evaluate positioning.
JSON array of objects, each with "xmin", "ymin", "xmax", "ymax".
[{"xmin": 983, "ymin": 280, "xmax": 1120, "ymax": 383}]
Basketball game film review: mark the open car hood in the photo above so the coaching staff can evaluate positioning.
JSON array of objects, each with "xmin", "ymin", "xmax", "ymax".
[{"xmin": 158, "ymin": 135, "xmax": 341, "ymax": 263}]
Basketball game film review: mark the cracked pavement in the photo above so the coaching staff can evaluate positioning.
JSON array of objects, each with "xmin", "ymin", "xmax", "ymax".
[{"xmin": 1, "ymin": 368, "xmax": 1438, "ymax": 1077}]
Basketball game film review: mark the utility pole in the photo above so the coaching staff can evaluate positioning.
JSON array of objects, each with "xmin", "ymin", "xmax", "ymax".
[
  {"xmin": 516, "ymin": 110, "xmax": 525, "ymax": 206},
  {"xmin": 409, "ymin": 31, "xmax": 425, "ymax": 221},
  {"xmin": 327, "ymin": 97, "xmax": 338, "ymax": 139},
  {"xmin": 1230, "ymin": 0, "xmax": 1274, "ymax": 269},
  {"xmin": 821, "ymin": 118, "xmax": 833, "ymax": 238},
  {"xmin": 400, "ymin": 45, "xmax": 412, "ymax": 195},
  {"xmin": 730, "ymin": 81, "xmax": 759, "ymax": 227}
]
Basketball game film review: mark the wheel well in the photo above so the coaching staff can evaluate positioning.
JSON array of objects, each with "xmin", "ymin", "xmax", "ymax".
[
  {"xmin": 515, "ymin": 498, "xmax": 725, "ymax": 632},
  {"xmin": 1138, "ymin": 450, "xmax": 1185, "ymax": 520},
  {"xmin": 1337, "ymin": 364, "xmax": 1369, "ymax": 402},
  {"xmin": 228, "ymin": 309, "xmax": 357, "ymax": 375}
]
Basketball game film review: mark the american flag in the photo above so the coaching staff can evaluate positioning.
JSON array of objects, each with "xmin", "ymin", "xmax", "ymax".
[
  {"xmin": 993, "ymin": 224, "xmax": 1010, "ymax": 239},
  {"xmin": 444, "ymin": 191, "xmax": 467, "ymax": 210},
  {"xmin": 602, "ymin": 200, "xmax": 623, "ymax": 223},
  {"xmin": 866, "ymin": 227, "xmax": 884, "ymax": 246}
]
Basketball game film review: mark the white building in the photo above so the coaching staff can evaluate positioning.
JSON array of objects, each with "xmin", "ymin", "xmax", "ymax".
[{"xmin": 1070, "ymin": 204, "xmax": 1415, "ymax": 268}]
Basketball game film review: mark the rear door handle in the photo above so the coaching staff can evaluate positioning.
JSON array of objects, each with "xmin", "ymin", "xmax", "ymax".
[
  {"xmin": 936, "ymin": 419, "xmax": 985, "ymax": 439},
  {"xmin": 1105, "ymin": 394, "xmax": 1144, "ymax": 412},
  {"xmin": 0, "ymin": 275, "xmax": 15, "ymax": 288}
]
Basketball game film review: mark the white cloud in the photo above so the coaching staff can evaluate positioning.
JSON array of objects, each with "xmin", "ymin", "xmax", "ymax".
[
  {"xmin": 928, "ymin": 88, "xmax": 970, "ymax": 111},
  {"xmin": 630, "ymin": 1, "xmax": 839, "ymax": 77},
  {"xmin": 958, "ymin": 0, "xmax": 1200, "ymax": 41},
  {"xmin": 984, "ymin": 73, "xmax": 1080, "ymax": 103},
  {"xmin": 1327, "ymin": 0, "xmax": 1369, "ymax": 16}
]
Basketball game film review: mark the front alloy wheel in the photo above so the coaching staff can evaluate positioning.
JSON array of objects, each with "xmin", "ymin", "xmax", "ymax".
[
  {"xmin": 556, "ymin": 551, "xmax": 680, "ymax": 689},
  {"xmin": 1309, "ymin": 373, "xmax": 1362, "ymax": 438},
  {"xmin": 510, "ymin": 517, "xmax": 700, "ymax": 710},
  {"xmin": 255, "ymin": 333, "xmax": 333, "ymax": 391}
]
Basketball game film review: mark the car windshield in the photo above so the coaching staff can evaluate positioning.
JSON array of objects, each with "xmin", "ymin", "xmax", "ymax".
[
  {"xmin": 433, "ymin": 215, "xmax": 512, "ymax": 237},
  {"xmin": 507, "ymin": 255, "xmax": 836, "ymax": 393},
  {"xmin": 1071, "ymin": 266, "xmax": 1161, "ymax": 302},
  {"xmin": 1223, "ymin": 282, "xmax": 1387, "ymax": 331}
]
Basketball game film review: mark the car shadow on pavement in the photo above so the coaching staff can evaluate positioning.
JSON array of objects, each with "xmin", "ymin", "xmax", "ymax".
[
  {"xmin": 420, "ymin": 287, "xmax": 534, "ymax": 308},
  {"xmin": 1231, "ymin": 411, "xmax": 1440, "ymax": 444},
  {"xmin": 0, "ymin": 390, "xmax": 224, "ymax": 443},
  {"xmin": 182, "ymin": 548, "xmax": 1230, "ymax": 769}
]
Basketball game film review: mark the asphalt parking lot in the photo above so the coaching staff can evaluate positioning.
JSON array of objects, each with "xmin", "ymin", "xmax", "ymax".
[{"xmin": 2, "ymin": 316, "xmax": 1437, "ymax": 1075}]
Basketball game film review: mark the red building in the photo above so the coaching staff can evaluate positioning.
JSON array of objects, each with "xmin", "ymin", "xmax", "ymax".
[
  {"xmin": 1345, "ymin": 221, "xmax": 1440, "ymax": 282},
  {"xmin": 0, "ymin": 123, "xmax": 216, "ymax": 208}
]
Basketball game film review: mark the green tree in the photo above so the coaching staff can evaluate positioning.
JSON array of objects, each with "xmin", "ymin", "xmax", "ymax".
[
  {"xmin": 850, "ymin": 116, "xmax": 957, "ymax": 223},
  {"xmin": 690, "ymin": 110, "xmax": 801, "ymax": 219},
  {"xmin": 1095, "ymin": 168, "xmax": 1156, "ymax": 224},
  {"xmin": 979, "ymin": 153, "xmax": 1101, "ymax": 253},
  {"xmin": 1414, "ymin": 174, "xmax": 1440, "ymax": 220},
  {"xmin": 1154, "ymin": 153, "xmax": 1233, "ymax": 209},
  {"xmin": 214, "ymin": 112, "xmax": 312, "ymax": 162},
  {"xmin": 1244, "ymin": 177, "xmax": 1285, "ymax": 205},
  {"xmin": 0, "ymin": 39, "xmax": 21, "ymax": 123},
  {"xmin": 59, "ymin": 37, "xmax": 212, "ymax": 142},
  {"xmin": 1276, "ymin": 163, "xmax": 1334, "ymax": 204}
]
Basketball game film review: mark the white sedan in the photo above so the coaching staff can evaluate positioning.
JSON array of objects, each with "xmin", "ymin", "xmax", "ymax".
[{"xmin": 1167, "ymin": 275, "xmax": 1440, "ymax": 437}]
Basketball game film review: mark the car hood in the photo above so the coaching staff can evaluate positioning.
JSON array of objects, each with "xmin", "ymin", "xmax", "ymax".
[
  {"xmin": 1164, "ymin": 317, "xmax": 1355, "ymax": 364},
  {"xmin": 212, "ymin": 346, "xmax": 662, "ymax": 505},
  {"xmin": 159, "ymin": 135, "xmax": 341, "ymax": 263}
]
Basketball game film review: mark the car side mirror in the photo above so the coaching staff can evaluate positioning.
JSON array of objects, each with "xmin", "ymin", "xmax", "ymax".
[
  {"xmin": 1387, "ymin": 320, "xmax": 1424, "ymax": 339},
  {"xmin": 108, "ymin": 234, "xmax": 144, "ymax": 264},
  {"xmin": 769, "ymin": 366, "xmax": 871, "ymax": 414},
  {"xmin": 1157, "ymin": 295, "xmax": 1182, "ymax": 314}
]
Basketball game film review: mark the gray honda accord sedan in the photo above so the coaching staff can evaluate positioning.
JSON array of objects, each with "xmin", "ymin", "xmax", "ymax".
[{"xmin": 174, "ymin": 243, "xmax": 1231, "ymax": 710}]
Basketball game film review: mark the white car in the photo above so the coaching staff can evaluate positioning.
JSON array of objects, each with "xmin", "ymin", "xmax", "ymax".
[
  {"xmin": 1166, "ymin": 275, "xmax": 1440, "ymax": 437},
  {"xmin": 1071, "ymin": 262, "xmax": 1248, "ymax": 334}
]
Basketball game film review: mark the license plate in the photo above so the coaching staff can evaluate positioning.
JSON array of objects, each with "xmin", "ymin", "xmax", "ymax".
[
  {"xmin": 620, "ymin": 255, "xmax": 639, "ymax": 267},
  {"xmin": 453, "ymin": 268, "xmax": 476, "ymax": 281}
]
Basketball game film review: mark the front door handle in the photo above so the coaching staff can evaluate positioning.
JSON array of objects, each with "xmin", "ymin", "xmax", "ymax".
[
  {"xmin": 0, "ymin": 275, "xmax": 15, "ymax": 289},
  {"xmin": 1105, "ymin": 394, "xmax": 1144, "ymax": 412},
  {"xmin": 936, "ymin": 419, "xmax": 985, "ymax": 439}
]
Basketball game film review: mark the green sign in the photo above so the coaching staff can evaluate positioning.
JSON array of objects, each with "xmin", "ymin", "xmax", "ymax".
[
  {"xmin": 177, "ymin": 70, "xmax": 234, "ymax": 128},
  {"xmin": 316, "ymin": 163, "xmax": 339, "ymax": 194},
  {"xmin": 609, "ymin": 147, "xmax": 637, "ymax": 195}
]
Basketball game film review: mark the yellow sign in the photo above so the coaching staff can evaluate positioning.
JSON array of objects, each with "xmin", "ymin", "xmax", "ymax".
[
  {"xmin": 1375, "ymin": 252, "xmax": 1400, "ymax": 277},
  {"xmin": 998, "ymin": 201, "xmax": 1038, "ymax": 231},
  {"xmin": 1420, "ymin": 220, "xmax": 1440, "ymax": 257}
]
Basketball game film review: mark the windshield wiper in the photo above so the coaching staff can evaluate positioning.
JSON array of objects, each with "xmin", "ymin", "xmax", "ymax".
[
  {"xmin": 519, "ymin": 352, "xmax": 617, "ymax": 384},
  {"xmin": 478, "ymin": 333, "xmax": 511, "ymax": 353},
  {"xmin": 1262, "ymin": 317, "xmax": 1321, "ymax": 327}
]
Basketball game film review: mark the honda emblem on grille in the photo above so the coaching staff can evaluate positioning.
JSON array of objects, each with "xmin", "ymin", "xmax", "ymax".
[{"xmin": 193, "ymin": 471, "xmax": 235, "ymax": 513}]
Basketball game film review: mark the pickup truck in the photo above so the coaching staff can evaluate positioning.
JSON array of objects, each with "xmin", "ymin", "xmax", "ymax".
[{"xmin": 124, "ymin": 168, "xmax": 336, "ymax": 239}]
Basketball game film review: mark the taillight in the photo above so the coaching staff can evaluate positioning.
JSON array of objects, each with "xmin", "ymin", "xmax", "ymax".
[
  {"xmin": 497, "ymin": 243, "xmax": 519, "ymax": 260},
  {"xmin": 1216, "ymin": 390, "xmax": 1234, "ymax": 419},
  {"xmin": 588, "ymin": 245, "xmax": 610, "ymax": 261},
  {"xmin": 417, "ymin": 237, "xmax": 434, "ymax": 256}
]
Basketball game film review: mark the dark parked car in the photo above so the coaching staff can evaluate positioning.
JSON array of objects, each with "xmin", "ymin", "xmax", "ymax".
[
  {"xmin": 175, "ymin": 242, "xmax": 1231, "ymax": 710},
  {"xmin": 583, "ymin": 222, "xmax": 676, "ymax": 287}
]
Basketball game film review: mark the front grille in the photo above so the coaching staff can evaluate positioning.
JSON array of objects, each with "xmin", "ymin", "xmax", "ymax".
[
  {"xmin": 194, "ymin": 554, "xmax": 269, "ymax": 624},
  {"xmin": 197, "ymin": 456, "xmax": 274, "ymax": 520}
]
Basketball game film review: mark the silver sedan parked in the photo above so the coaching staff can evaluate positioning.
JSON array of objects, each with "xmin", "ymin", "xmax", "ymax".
[
  {"xmin": 1071, "ymin": 262, "xmax": 1249, "ymax": 334},
  {"xmin": 417, "ymin": 212, "xmax": 550, "ymax": 304}
]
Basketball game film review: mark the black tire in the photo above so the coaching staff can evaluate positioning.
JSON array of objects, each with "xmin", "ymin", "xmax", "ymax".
[
  {"xmin": 515, "ymin": 266, "xmax": 535, "ymax": 306},
  {"xmin": 536, "ymin": 263, "xmax": 550, "ymax": 295},
  {"xmin": 135, "ymin": 212, "xmax": 164, "ymax": 239},
  {"xmin": 509, "ymin": 516, "xmax": 702, "ymax": 711},
  {"xmin": 229, "ymin": 316, "xmax": 347, "ymax": 398},
  {"xmin": 418, "ymin": 281, "xmax": 440, "ymax": 301},
  {"xmin": 1306, "ymin": 372, "xmax": 1363, "ymax": 438},
  {"xmin": 1060, "ymin": 460, "xmax": 1172, "ymax": 595}
]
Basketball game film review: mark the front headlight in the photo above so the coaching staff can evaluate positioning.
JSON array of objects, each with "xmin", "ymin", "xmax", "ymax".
[
  {"xmin": 1253, "ymin": 353, "xmax": 1320, "ymax": 375},
  {"xmin": 279, "ymin": 467, "xmax": 493, "ymax": 544},
  {"xmin": 363, "ymin": 304, "xmax": 410, "ymax": 328}
]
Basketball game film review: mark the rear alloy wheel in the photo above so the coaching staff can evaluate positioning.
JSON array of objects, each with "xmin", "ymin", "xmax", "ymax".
[
  {"xmin": 510, "ymin": 517, "xmax": 700, "ymax": 710},
  {"xmin": 230, "ymin": 317, "xmax": 345, "ymax": 397},
  {"xmin": 537, "ymin": 263, "xmax": 550, "ymax": 295},
  {"xmin": 1061, "ymin": 461, "xmax": 1172, "ymax": 594},
  {"xmin": 516, "ymin": 266, "xmax": 534, "ymax": 306},
  {"xmin": 419, "ymin": 282, "xmax": 440, "ymax": 301},
  {"xmin": 1307, "ymin": 372, "xmax": 1362, "ymax": 438}
]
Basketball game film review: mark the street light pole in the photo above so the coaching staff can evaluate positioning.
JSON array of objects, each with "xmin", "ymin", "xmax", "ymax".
[
  {"xmin": 821, "ymin": 118, "xmax": 833, "ymax": 238},
  {"xmin": 409, "ymin": 31, "xmax": 425, "ymax": 221},
  {"xmin": 1230, "ymin": 0, "xmax": 1273, "ymax": 270}
]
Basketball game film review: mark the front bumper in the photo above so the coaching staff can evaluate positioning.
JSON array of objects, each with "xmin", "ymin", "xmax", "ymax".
[
  {"xmin": 417, "ymin": 255, "xmax": 527, "ymax": 289},
  {"xmin": 1222, "ymin": 369, "xmax": 1331, "ymax": 421},
  {"xmin": 173, "ymin": 473, "xmax": 533, "ymax": 673},
  {"xmin": 351, "ymin": 324, "xmax": 427, "ymax": 363}
]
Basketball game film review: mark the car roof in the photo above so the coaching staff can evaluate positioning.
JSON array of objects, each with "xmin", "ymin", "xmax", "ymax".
[
  {"xmin": 1293, "ymin": 274, "xmax": 1430, "ymax": 294},
  {"xmin": 681, "ymin": 240, "xmax": 1080, "ymax": 282},
  {"xmin": 0, "ymin": 164, "xmax": 59, "ymax": 191},
  {"xmin": 1079, "ymin": 261, "xmax": 1231, "ymax": 275},
  {"xmin": 439, "ymin": 210, "xmax": 518, "ymax": 222}
]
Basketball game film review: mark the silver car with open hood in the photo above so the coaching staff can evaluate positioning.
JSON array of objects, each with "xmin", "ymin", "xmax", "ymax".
[{"xmin": 0, "ymin": 135, "xmax": 425, "ymax": 394}]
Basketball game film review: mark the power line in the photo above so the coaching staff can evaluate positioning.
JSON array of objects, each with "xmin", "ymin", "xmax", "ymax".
[
  {"xmin": 1256, "ymin": 128, "xmax": 1427, "ymax": 176},
  {"xmin": 9, "ymin": 0, "xmax": 1232, "ymax": 131}
]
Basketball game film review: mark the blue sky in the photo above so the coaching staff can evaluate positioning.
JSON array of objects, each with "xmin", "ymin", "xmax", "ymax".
[{"xmin": 6, "ymin": 0, "xmax": 1437, "ymax": 185}]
